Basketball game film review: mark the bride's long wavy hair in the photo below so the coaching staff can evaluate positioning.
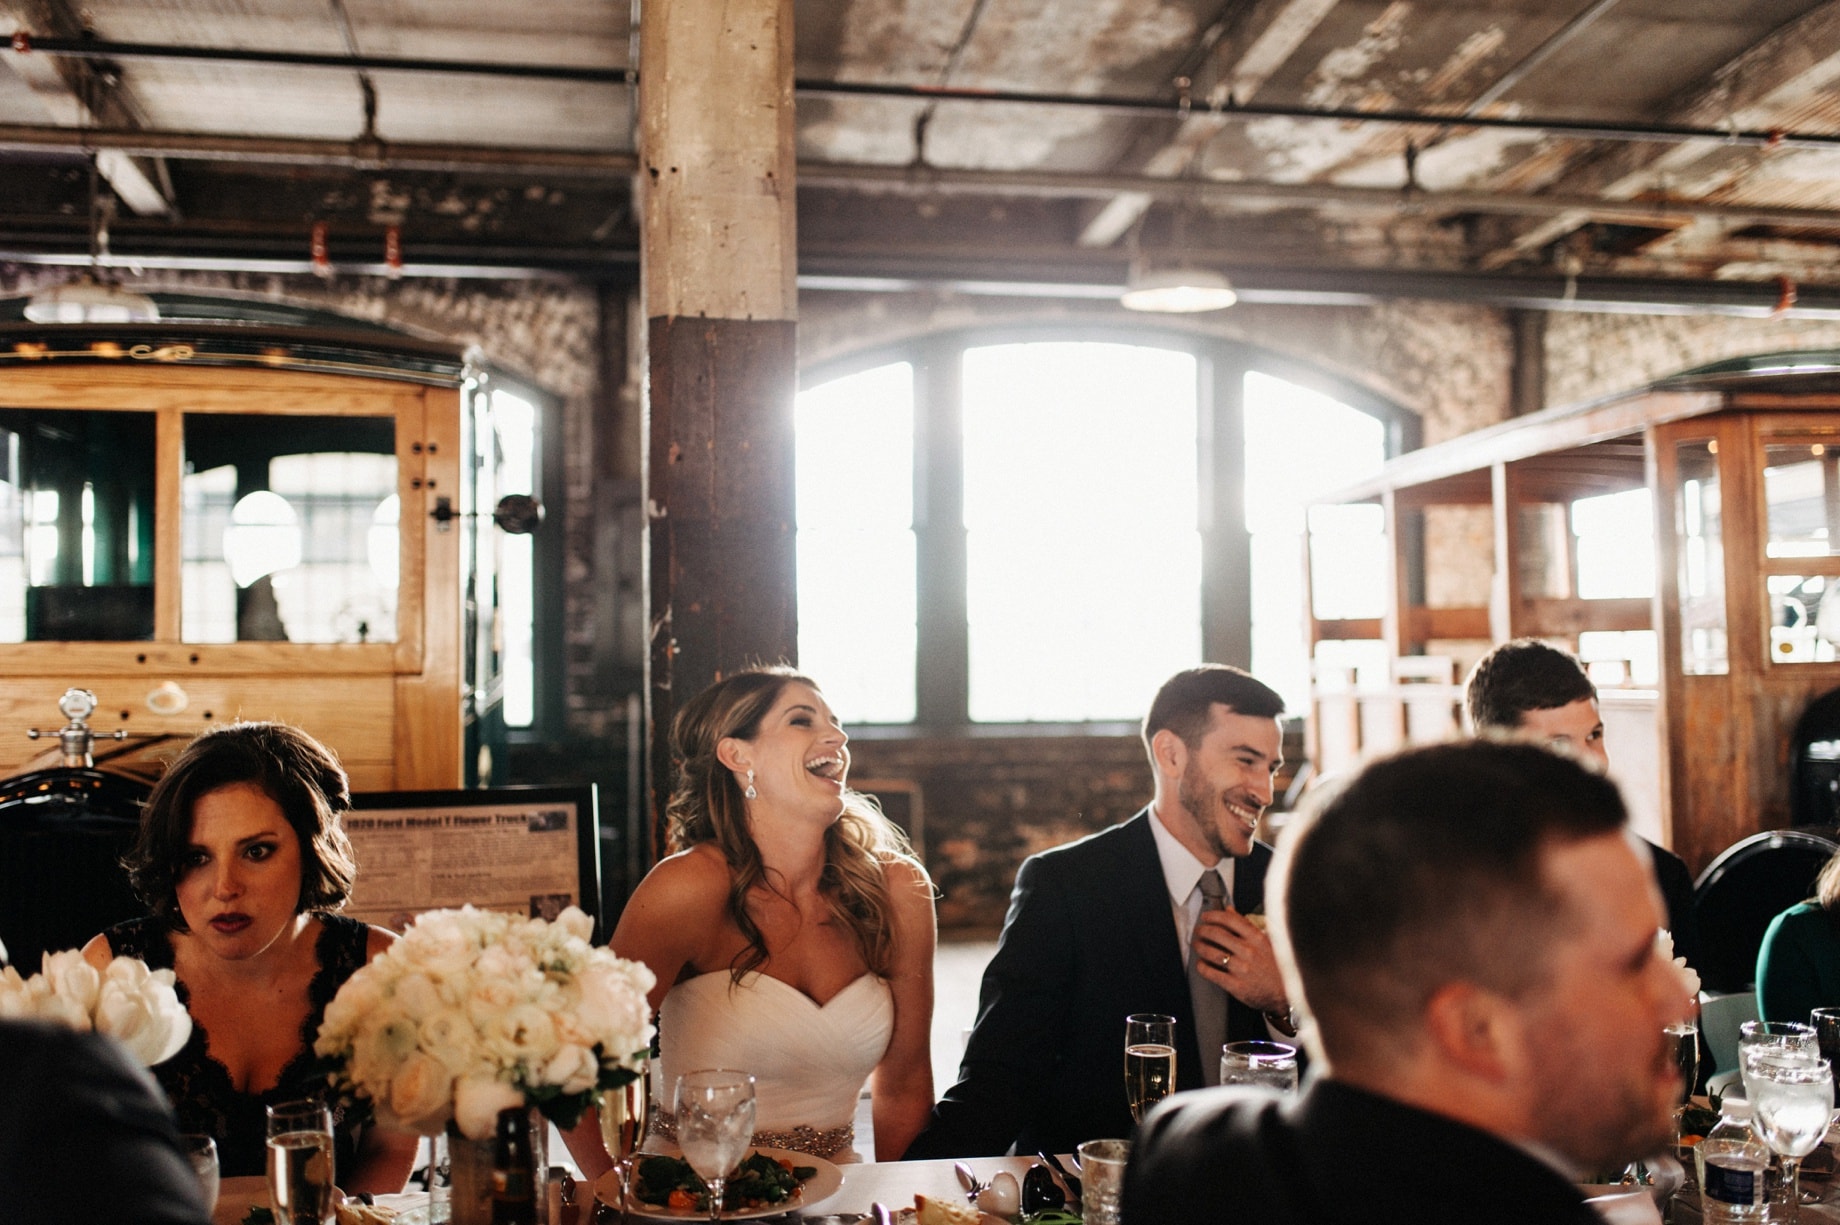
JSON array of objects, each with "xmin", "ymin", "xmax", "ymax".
[{"xmin": 665, "ymin": 666, "xmax": 915, "ymax": 981}]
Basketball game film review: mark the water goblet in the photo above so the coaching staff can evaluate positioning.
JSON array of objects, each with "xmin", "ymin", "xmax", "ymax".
[
  {"xmin": 674, "ymin": 1070, "xmax": 757, "ymax": 1225},
  {"xmin": 1219, "ymin": 1040, "xmax": 1300, "ymax": 1093},
  {"xmin": 1124, "ymin": 1014, "xmax": 1177, "ymax": 1123},
  {"xmin": 266, "ymin": 1099, "xmax": 336, "ymax": 1225},
  {"xmin": 180, "ymin": 1134, "xmax": 220, "ymax": 1212},
  {"xmin": 1739, "ymin": 1019, "xmax": 1818, "ymax": 1074},
  {"xmin": 598, "ymin": 1074, "xmax": 651, "ymax": 1222},
  {"xmin": 1746, "ymin": 1053, "xmax": 1833, "ymax": 1223}
]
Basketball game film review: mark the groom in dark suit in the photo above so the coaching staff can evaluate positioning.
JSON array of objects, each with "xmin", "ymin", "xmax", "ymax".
[
  {"xmin": 904, "ymin": 665, "xmax": 1296, "ymax": 1158},
  {"xmin": 1123, "ymin": 741, "xmax": 1694, "ymax": 1225}
]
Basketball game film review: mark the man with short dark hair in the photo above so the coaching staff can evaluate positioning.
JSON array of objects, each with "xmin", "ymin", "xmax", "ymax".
[
  {"xmin": 1123, "ymin": 741, "xmax": 1693, "ymax": 1224},
  {"xmin": 1464, "ymin": 637, "xmax": 1698, "ymax": 971},
  {"xmin": 904, "ymin": 664, "xmax": 1296, "ymax": 1158},
  {"xmin": 0, "ymin": 1019, "xmax": 213, "ymax": 1225}
]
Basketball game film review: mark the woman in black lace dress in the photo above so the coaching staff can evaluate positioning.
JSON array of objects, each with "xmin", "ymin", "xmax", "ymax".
[{"xmin": 81, "ymin": 722, "xmax": 418, "ymax": 1194}]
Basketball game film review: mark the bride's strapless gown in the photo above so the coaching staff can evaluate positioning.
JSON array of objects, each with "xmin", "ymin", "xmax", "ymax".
[{"xmin": 656, "ymin": 971, "xmax": 893, "ymax": 1161}]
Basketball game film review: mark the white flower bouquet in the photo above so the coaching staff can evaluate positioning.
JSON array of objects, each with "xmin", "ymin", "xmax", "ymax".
[
  {"xmin": 0, "ymin": 948, "xmax": 192, "ymax": 1067},
  {"xmin": 314, "ymin": 905, "xmax": 655, "ymax": 1141}
]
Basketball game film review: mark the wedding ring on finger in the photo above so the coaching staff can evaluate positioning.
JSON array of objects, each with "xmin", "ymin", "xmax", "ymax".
[{"xmin": 1221, "ymin": 954, "xmax": 1233, "ymax": 971}]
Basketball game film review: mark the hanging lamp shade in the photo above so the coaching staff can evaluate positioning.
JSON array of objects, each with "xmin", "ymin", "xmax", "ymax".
[
  {"xmin": 1119, "ymin": 265, "xmax": 1238, "ymax": 314},
  {"xmin": 24, "ymin": 274, "xmax": 162, "ymax": 324}
]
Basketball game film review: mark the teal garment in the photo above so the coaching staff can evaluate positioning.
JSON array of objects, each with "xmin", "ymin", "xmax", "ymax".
[{"xmin": 1755, "ymin": 901, "xmax": 1840, "ymax": 1025}]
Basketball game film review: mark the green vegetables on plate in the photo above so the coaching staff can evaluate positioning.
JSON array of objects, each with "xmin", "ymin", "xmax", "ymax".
[{"xmin": 633, "ymin": 1152, "xmax": 818, "ymax": 1213}]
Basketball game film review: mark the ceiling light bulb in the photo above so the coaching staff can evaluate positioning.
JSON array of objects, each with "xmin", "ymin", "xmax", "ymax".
[{"xmin": 1120, "ymin": 266, "xmax": 1237, "ymax": 313}]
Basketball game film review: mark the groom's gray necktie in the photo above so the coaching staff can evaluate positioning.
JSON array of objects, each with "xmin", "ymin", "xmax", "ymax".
[{"xmin": 1188, "ymin": 868, "xmax": 1228, "ymax": 1086}]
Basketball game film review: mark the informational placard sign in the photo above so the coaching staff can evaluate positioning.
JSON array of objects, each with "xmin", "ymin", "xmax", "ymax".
[{"xmin": 343, "ymin": 785, "xmax": 600, "ymax": 935}]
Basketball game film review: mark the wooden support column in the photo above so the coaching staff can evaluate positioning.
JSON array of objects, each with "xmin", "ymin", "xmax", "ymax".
[{"xmin": 640, "ymin": 0, "xmax": 799, "ymax": 843}]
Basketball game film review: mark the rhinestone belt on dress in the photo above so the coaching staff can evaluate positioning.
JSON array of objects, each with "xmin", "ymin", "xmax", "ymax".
[{"xmin": 649, "ymin": 1103, "xmax": 855, "ymax": 1160}]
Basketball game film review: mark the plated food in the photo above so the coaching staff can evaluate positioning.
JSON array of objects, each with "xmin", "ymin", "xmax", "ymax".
[{"xmin": 605, "ymin": 1147, "xmax": 844, "ymax": 1220}]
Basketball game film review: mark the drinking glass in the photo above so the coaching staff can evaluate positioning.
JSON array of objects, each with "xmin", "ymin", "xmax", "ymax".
[
  {"xmin": 180, "ymin": 1134, "xmax": 219, "ymax": 1212},
  {"xmin": 1667, "ymin": 1021, "xmax": 1699, "ymax": 1165},
  {"xmin": 674, "ymin": 1070, "xmax": 757, "ymax": 1225},
  {"xmin": 266, "ymin": 1100, "xmax": 336, "ymax": 1225},
  {"xmin": 1746, "ymin": 1053, "xmax": 1833, "ymax": 1223},
  {"xmin": 1124, "ymin": 1014, "xmax": 1177, "ymax": 1123},
  {"xmin": 599, "ymin": 1074, "xmax": 651, "ymax": 1222},
  {"xmin": 1810, "ymin": 1008, "xmax": 1840, "ymax": 1089},
  {"xmin": 1739, "ymin": 1019, "xmax": 1818, "ymax": 1073},
  {"xmin": 1074, "ymin": 1139, "xmax": 1130, "ymax": 1225},
  {"xmin": 1219, "ymin": 1040, "xmax": 1299, "ymax": 1093}
]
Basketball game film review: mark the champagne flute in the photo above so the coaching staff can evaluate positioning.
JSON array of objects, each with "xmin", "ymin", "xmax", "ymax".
[
  {"xmin": 180, "ymin": 1134, "xmax": 220, "ymax": 1213},
  {"xmin": 266, "ymin": 1100, "xmax": 336, "ymax": 1225},
  {"xmin": 1667, "ymin": 1021, "xmax": 1699, "ymax": 1169},
  {"xmin": 674, "ymin": 1070, "xmax": 757, "ymax": 1225},
  {"xmin": 1747, "ymin": 1053, "xmax": 1833, "ymax": 1223},
  {"xmin": 1124, "ymin": 1013, "xmax": 1177, "ymax": 1123},
  {"xmin": 599, "ymin": 1075, "xmax": 650, "ymax": 1222}
]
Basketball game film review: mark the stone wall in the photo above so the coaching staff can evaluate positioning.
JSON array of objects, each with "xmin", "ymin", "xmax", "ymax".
[{"xmin": 1545, "ymin": 312, "xmax": 1840, "ymax": 407}]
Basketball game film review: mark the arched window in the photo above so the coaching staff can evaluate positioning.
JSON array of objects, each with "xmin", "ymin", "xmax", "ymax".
[{"xmin": 796, "ymin": 332, "xmax": 1412, "ymax": 725}]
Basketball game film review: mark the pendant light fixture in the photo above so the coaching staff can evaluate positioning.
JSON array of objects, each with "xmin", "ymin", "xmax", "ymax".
[{"xmin": 24, "ymin": 153, "xmax": 160, "ymax": 324}]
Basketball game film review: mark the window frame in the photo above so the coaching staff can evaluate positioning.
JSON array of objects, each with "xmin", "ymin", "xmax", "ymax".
[{"xmin": 798, "ymin": 325, "xmax": 1417, "ymax": 732}]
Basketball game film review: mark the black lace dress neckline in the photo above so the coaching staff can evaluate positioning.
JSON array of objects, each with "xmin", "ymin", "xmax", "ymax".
[{"xmin": 106, "ymin": 912, "xmax": 371, "ymax": 1180}]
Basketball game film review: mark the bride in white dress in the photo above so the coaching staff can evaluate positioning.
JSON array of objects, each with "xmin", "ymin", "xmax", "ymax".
[{"xmin": 609, "ymin": 667, "xmax": 937, "ymax": 1163}]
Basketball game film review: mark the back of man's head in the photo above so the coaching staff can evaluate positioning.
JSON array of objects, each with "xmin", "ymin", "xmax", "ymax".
[
  {"xmin": 1273, "ymin": 739, "xmax": 1627, "ymax": 1071},
  {"xmin": 1142, "ymin": 665, "xmax": 1285, "ymax": 764},
  {"xmin": 1464, "ymin": 638, "xmax": 1596, "ymax": 733}
]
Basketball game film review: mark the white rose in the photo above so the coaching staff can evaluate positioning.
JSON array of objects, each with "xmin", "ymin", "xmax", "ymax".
[
  {"xmin": 320, "ymin": 968, "xmax": 387, "ymax": 1044},
  {"xmin": 453, "ymin": 1075, "xmax": 526, "ymax": 1141},
  {"xmin": 386, "ymin": 1050, "xmax": 455, "ymax": 1135},
  {"xmin": 391, "ymin": 973, "xmax": 443, "ymax": 1022},
  {"xmin": 542, "ymin": 1043, "xmax": 600, "ymax": 1095},
  {"xmin": 484, "ymin": 1004, "xmax": 557, "ymax": 1067},
  {"xmin": 419, "ymin": 1009, "xmax": 485, "ymax": 1077},
  {"xmin": 556, "ymin": 907, "xmax": 593, "ymax": 944},
  {"xmin": 349, "ymin": 1011, "xmax": 420, "ymax": 1091},
  {"xmin": 41, "ymin": 949, "xmax": 101, "ymax": 1012},
  {"xmin": 94, "ymin": 974, "xmax": 191, "ymax": 1066}
]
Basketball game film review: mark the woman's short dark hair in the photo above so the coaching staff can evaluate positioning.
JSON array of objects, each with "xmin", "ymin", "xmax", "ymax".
[{"xmin": 125, "ymin": 721, "xmax": 358, "ymax": 928}]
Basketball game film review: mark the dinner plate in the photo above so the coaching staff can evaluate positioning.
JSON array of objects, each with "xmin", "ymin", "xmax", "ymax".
[
  {"xmin": 213, "ymin": 1175, "xmax": 269, "ymax": 1225},
  {"xmin": 596, "ymin": 1147, "xmax": 845, "ymax": 1220}
]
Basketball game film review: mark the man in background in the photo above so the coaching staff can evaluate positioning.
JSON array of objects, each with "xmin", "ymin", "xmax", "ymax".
[
  {"xmin": 905, "ymin": 665, "xmax": 1298, "ymax": 1157},
  {"xmin": 1465, "ymin": 637, "xmax": 1699, "ymax": 972},
  {"xmin": 1122, "ymin": 740, "xmax": 1693, "ymax": 1224}
]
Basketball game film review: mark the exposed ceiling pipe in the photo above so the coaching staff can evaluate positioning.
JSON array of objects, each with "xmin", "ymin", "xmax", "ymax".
[
  {"xmin": 0, "ymin": 123, "xmax": 634, "ymax": 175},
  {"xmin": 11, "ymin": 34, "xmax": 1840, "ymax": 153},
  {"xmin": 6, "ymin": 241, "xmax": 1835, "ymax": 319},
  {"xmin": 2, "ymin": 125, "xmax": 1837, "ymax": 231}
]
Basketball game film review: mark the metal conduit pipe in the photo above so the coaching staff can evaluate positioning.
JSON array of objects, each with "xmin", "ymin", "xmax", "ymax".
[
  {"xmin": 10, "ymin": 34, "xmax": 1840, "ymax": 153},
  {"xmin": 3, "ymin": 125, "xmax": 1838, "ymax": 232}
]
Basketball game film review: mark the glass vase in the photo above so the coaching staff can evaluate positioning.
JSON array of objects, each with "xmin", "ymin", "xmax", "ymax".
[{"xmin": 444, "ymin": 1108, "xmax": 548, "ymax": 1225}]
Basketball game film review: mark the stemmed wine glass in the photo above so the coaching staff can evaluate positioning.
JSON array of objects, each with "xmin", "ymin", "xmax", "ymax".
[
  {"xmin": 266, "ymin": 1099, "xmax": 336, "ymax": 1225},
  {"xmin": 1124, "ymin": 1014, "xmax": 1177, "ymax": 1123},
  {"xmin": 1745, "ymin": 1052, "xmax": 1834, "ymax": 1223},
  {"xmin": 674, "ymin": 1070, "xmax": 757, "ymax": 1225},
  {"xmin": 599, "ymin": 1075, "xmax": 651, "ymax": 1222}
]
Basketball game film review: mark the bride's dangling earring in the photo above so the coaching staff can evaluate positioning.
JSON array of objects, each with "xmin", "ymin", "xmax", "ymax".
[{"xmin": 744, "ymin": 769, "xmax": 757, "ymax": 800}]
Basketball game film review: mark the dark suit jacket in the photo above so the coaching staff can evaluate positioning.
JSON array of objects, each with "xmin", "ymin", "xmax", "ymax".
[
  {"xmin": 1645, "ymin": 837, "xmax": 1700, "ymax": 972},
  {"xmin": 0, "ymin": 1019, "xmax": 212, "ymax": 1225},
  {"xmin": 905, "ymin": 809, "xmax": 1273, "ymax": 1158},
  {"xmin": 1123, "ymin": 1079, "xmax": 1602, "ymax": 1225}
]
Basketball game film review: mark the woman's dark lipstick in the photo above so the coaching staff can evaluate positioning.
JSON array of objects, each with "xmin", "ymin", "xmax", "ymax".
[{"xmin": 210, "ymin": 913, "xmax": 252, "ymax": 934}]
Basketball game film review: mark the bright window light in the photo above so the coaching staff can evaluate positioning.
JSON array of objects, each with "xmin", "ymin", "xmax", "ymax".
[
  {"xmin": 1245, "ymin": 372, "xmax": 1386, "ymax": 714},
  {"xmin": 963, "ymin": 342, "xmax": 1201, "ymax": 722},
  {"xmin": 490, "ymin": 389, "xmax": 539, "ymax": 729},
  {"xmin": 1573, "ymin": 487, "xmax": 1655, "ymax": 599},
  {"xmin": 796, "ymin": 362, "xmax": 917, "ymax": 724}
]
